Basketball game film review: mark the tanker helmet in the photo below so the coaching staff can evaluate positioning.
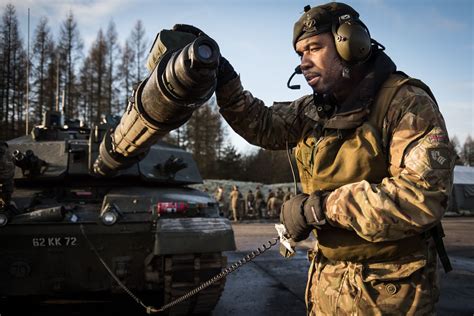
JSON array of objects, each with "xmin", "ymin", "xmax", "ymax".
[{"xmin": 293, "ymin": 2, "xmax": 372, "ymax": 64}]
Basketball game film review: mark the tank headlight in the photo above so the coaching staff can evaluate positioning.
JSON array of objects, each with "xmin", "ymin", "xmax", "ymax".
[
  {"xmin": 101, "ymin": 211, "xmax": 117, "ymax": 226},
  {"xmin": 100, "ymin": 203, "xmax": 121, "ymax": 226},
  {"xmin": 0, "ymin": 213, "xmax": 9, "ymax": 227}
]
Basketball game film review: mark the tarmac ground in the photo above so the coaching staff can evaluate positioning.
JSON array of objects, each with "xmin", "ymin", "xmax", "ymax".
[
  {"xmin": 214, "ymin": 217, "xmax": 474, "ymax": 316},
  {"xmin": 0, "ymin": 217, "xmax": 472, "ymax": 315}
]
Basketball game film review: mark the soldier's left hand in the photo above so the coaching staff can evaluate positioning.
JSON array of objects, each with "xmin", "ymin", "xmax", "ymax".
[
  {"xmin": 279, "ymin": 191, "xmax": 327, "ymax": 242},
  {"xmin": 171, "ymin": 24, "xmax": 237, "ymax": 90}
]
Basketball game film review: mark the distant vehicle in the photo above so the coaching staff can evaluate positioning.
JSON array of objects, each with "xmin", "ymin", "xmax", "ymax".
[{"xmin": 0, "ymin": 29, "xmax": 235, "ymax": 315}]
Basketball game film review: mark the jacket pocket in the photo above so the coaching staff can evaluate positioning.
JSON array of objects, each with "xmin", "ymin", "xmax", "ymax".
[{"xmin": 358, "ymin": 254, "xmax": 435, "ymax": 316}]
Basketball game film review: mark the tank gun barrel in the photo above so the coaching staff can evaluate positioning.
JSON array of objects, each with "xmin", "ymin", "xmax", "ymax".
[{"xmin": 93, "ymin": 31, "xmax": 220, "ymax": 176}]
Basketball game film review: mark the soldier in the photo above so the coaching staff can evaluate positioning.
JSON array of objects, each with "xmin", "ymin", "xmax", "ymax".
[
  {"xmin": 276, "ymin": 187, "xmax": 285, "ymax": 201},
  {"xmin": 275, "ymin": 188, "xmax": 285, "ymax": 218},
  {"xmin": 229, "ymin": 185, "xmax": 242, "ymax": 222},
  {"xmin": 254, "ymin": 186, "xmax": 265, "ymax": 218},
  {"xmin": 283, "ymin": 187, "xmax": 294, "ymax": 202},
  {"xmin": 245, "ymin": 189, "xmax": 255, "ymax": 218},
  {"xmin": 172, "ymin": 2, "xmax": 455, "ymax": 314},
  {"xmin": 266, "ymin": 189, "xmax": 275, "ymax": 201},
  {"xmin": 214, "ymin": 185, "xmax": 228, "ymax": 218},
  {"xmin": 267, "ymin": 195, "xmax": 283, "ymax": 219},
  {"xmin": 238, "ymin": 190, "xmax": 245, "ymax": 220},
  {"xmin": 266, "ymin": 189, "xmax": 276, "ymax": 218}
]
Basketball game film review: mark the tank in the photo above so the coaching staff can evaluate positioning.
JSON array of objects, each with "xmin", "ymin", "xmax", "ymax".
[{"xmin": 0, "ymin": 29, "xmax": 235, "ymax": 315}]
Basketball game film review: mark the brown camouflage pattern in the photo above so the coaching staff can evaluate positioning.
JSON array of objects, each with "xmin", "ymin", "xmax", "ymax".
[
  {"xmin": 216, "ymin": 62, "xmax": 454, "ymax": 313},
  {"xmin": 325, "ymin": 84, "xmax": 454, "ymax": 242},
  {"xmin": 307, "ymin": 241, "xmax": 439, "ymax": 315},
  {"xmin": 217, "ymin": 76, "xmax": 314, "ymax": 150}
]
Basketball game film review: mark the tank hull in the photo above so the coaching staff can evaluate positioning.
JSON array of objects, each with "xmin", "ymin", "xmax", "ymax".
[{"xmin": 0, "ymin": 185, "xmax": 235, "ymax": 314}]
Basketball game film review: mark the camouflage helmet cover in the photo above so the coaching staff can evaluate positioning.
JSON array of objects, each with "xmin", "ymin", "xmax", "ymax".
[{"xmin": 293, "ymin": 2, "xmax": 360, "ymax": 49}]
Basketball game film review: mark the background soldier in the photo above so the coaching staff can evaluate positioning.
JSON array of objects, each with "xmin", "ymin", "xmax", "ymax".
[
  {"xmin": 245, "ymin": 189, "xmax": 255, "ymax": 218},
  {"xmin": 214, "ymin": 185, "xmax": 228, "ymax": 218},
  {"xmin": 172, "ymin": 2, "xmax": 455, "ymax": 314},
  {"xmin": 254, "ymin": 186, "xmax": 265, "ymax": 218},
  {"xmin": 266, "ymin": 189, "xmax": 276, "ymax": 218},
  {"xmin": 283, "ymin": 187, "xmax": 294, "ymax": 202},
  {"xmin": 238, "ymin": 189, "xmax": 245, "ymax": 220},
  {"xmin": 267, "ymin": 195, "xmax": 282, "ymax": 219},
  {"xmin": 229, "ymin": 185, "xmax": 242, "ymax": 222},
  {"xmin": 276, "ymin": 187, "xmax": 285, "ymax": 201}
]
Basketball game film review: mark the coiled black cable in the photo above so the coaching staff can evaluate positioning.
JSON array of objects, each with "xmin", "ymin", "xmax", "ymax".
[{"xmin": 153, "ymin": 237, "xmax": 279, "ymax": 313}]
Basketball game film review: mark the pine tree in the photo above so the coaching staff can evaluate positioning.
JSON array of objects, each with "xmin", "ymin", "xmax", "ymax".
[
  {"xmin": 128, "ymin": 20, "xmax": 147, "ymax": 83},
  {"xmin": 78, "ymin": 55, "xmax": 93, "ymax": 125},
  {"xmin": 81, "ymin": 29, "xmax": 108, "ymax": 125},
  {"xmin": 450, "ymin": 136, "xmax": 463, "ymax": 165},
  {"xmin": 31, "ymin": 17, "xmax": 55, "ymax": 125},
  {"xmin": 216, "ymin": 145, "xmax": 242, "ymax": 179},
  {"xmin": 118, "ymin": 41, "xmax": 134, "ymax": 108},
  {"xmin": 105, "ymin": 21, "xmax": 121, "ymax": 115},
  {"xmin": 243, "ymin": 149, "xmax": 295, "ymax": 183},
  {"xmin": 0, "ymin": 4, "xmax": 26, "ymax": 138},
  {"xmin": 13, "ymin": 48, "xmax": 26, "ymax": 135},
  {"xmin": 57, "ymin": 11, "xmax": 83, "ymax": 120},
  {"xmin": 461, "ymin": 136, "xmax": 474, "ymax": 166},
  {"xmin": 185, "ymin": 99, "xmax": 224, "ymax": 178},
  {"xmin": 44, "ymin": 39, "xmax": 57, "ymax": 114}
]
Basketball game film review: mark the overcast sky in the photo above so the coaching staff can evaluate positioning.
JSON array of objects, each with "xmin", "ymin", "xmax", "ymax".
[{"xmin": 7, "ymin": 0, "xmax": 474, "ymax": 153}]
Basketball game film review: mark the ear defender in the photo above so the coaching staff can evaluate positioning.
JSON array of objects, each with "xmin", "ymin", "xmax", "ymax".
[{"xmin": 332, "ymin": 14, "xmax": 371, "ymax": 63}]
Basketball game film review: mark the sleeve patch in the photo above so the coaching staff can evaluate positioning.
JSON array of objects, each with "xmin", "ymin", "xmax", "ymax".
[{"xmin": 428, "ymin": 148, "xmax": 451, "ymax": 169}]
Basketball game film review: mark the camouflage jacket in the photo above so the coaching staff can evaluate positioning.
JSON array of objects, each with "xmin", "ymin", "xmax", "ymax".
[{"xmin": 216, "ymin": 51, "xmax": 455, "ymax": 243}]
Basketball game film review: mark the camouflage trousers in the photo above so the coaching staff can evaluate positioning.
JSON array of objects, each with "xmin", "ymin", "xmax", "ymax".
[{"xmin": 305, "ymin": 243, "xmax": 439, "ymax": 315}]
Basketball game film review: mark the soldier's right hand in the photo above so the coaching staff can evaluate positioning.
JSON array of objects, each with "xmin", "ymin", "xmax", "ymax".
[
  {"xmin": 280, "ymin": 194, "xmax": 312, "ymax": 242},
  {"xmin": 280, "ymin": 192, "xmax": 327, "ymax": 242}
]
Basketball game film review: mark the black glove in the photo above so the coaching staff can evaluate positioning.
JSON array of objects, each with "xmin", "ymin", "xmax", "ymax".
[
  {"xmin": 303, "ymin": 192, "xmax": 327, "ymax": 227},
  {"xmin": 172, "ymin": 24, "xmax": 237, "ymax": 89},
  {"xmin": 280, "ymin": 192, "xmax": 327, "ymax": 242},
  {"xmin": 217, "ymin": 56, "xmax": 237, "ymax": 90}
]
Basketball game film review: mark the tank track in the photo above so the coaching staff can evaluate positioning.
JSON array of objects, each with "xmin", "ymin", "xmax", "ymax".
[{"xmin": 163, "ymin": 252, "xmax": 227, "ymax": 315}]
